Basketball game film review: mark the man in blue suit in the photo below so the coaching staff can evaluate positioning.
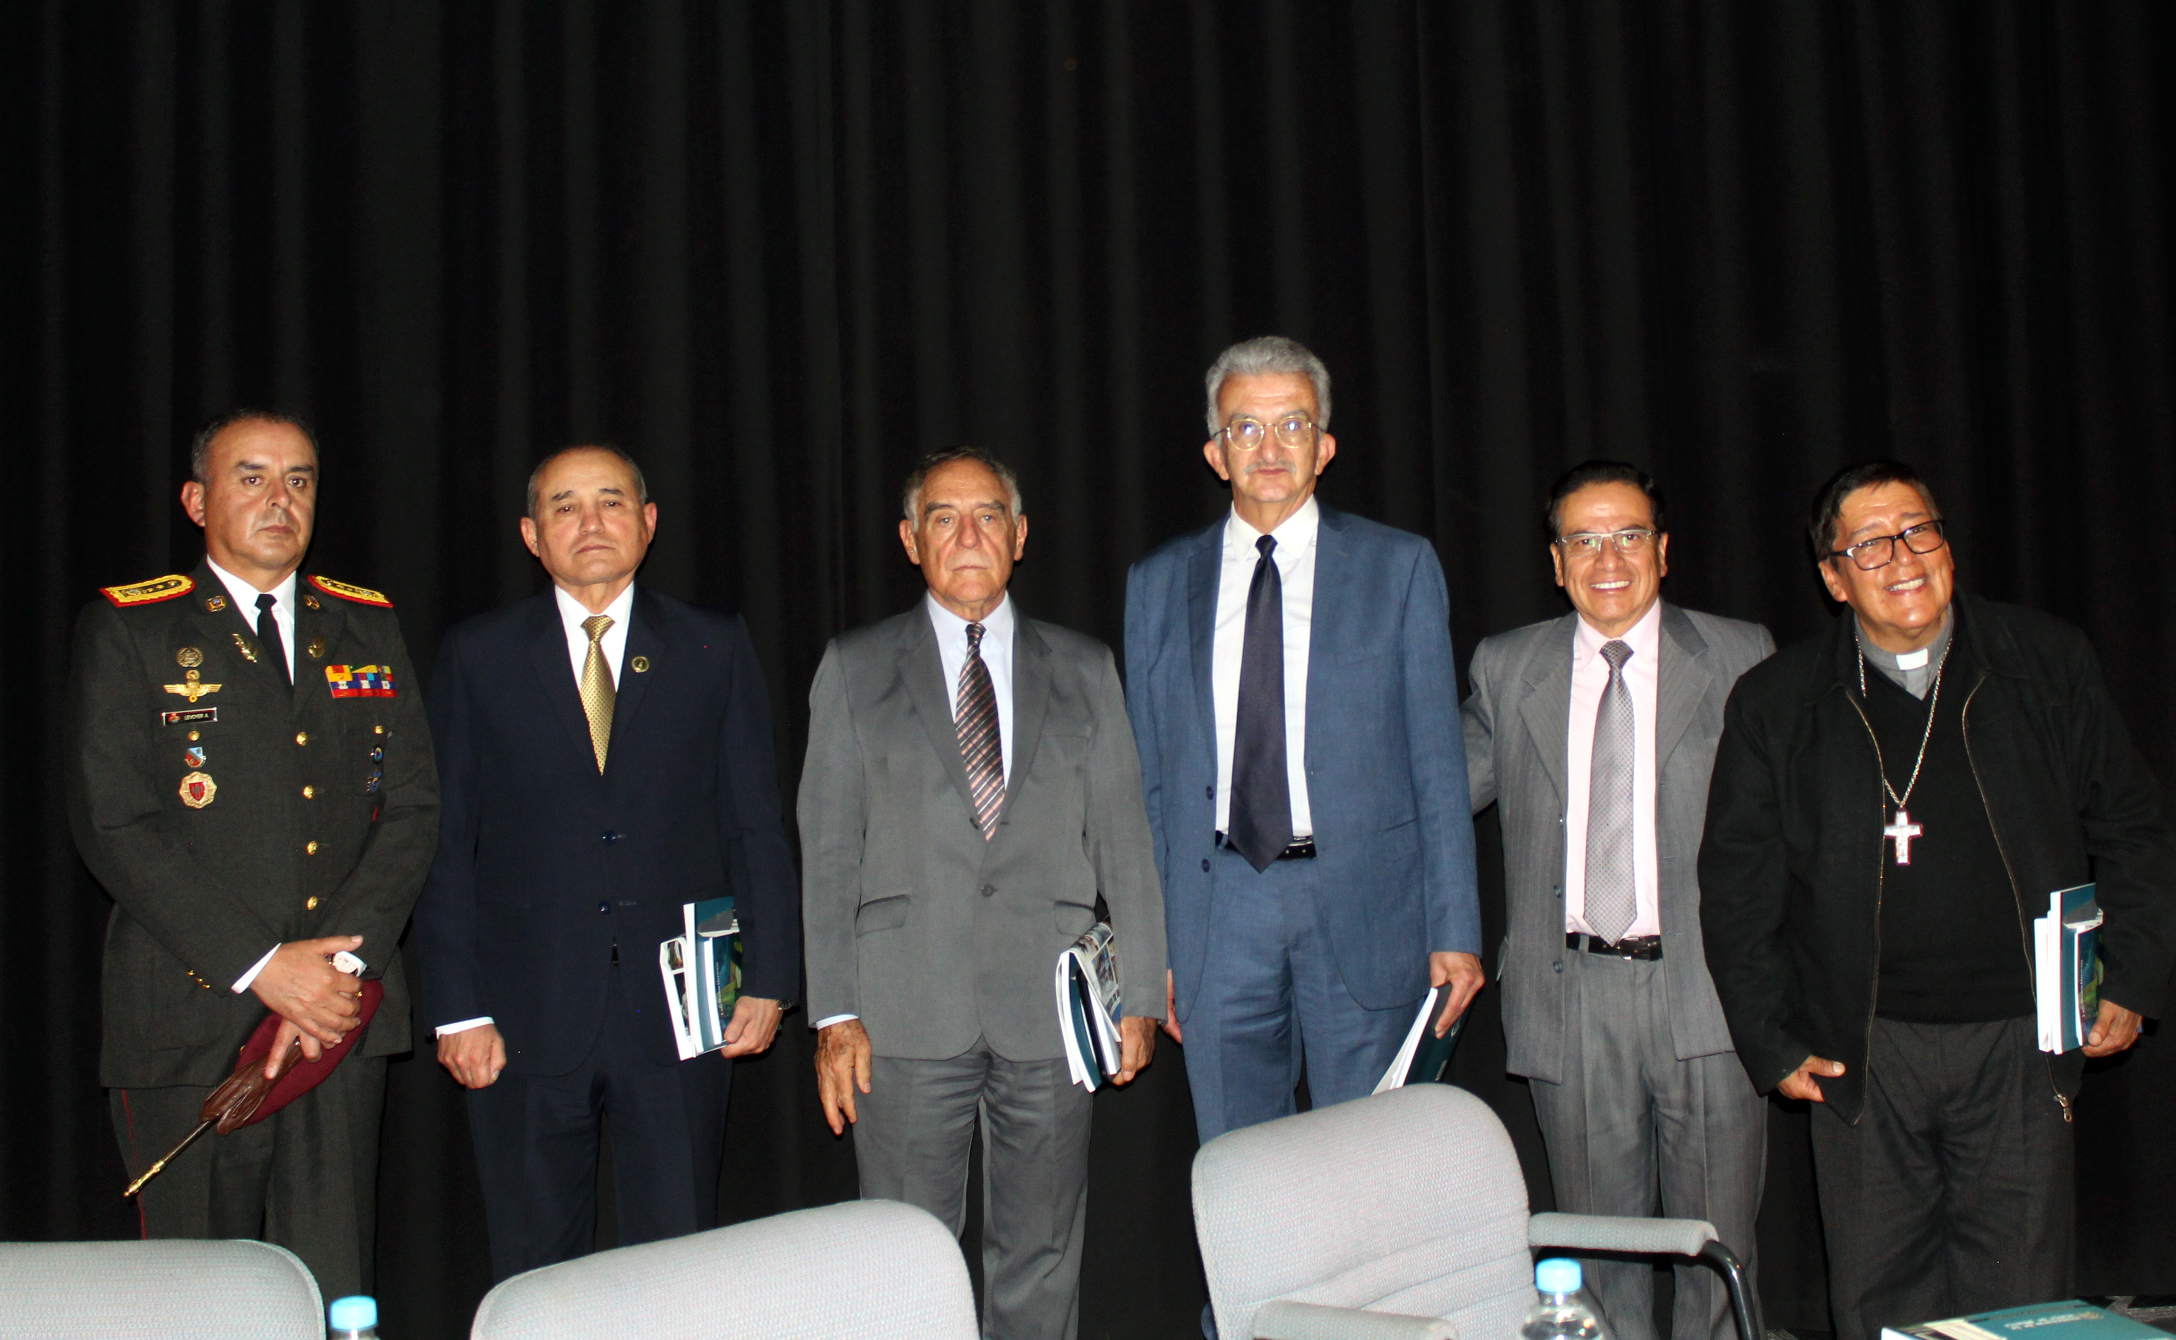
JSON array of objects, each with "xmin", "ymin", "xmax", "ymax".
[
  {"xmin": 412, "ymin": 445, "xmax": 800, "ymax": 1281},
  {"xmin": 1125, "ymin": 336, "xmax": 1483, "ymax": 1151}
]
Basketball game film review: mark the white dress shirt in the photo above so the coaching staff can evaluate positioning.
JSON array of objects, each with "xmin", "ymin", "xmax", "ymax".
[
  {"xmin": 926, "ymin": 591, "xmax": 1017, "ymax": 786},
  {"xmin": 1562, "ymin": 600, "xmax": 1663, "ymax": 938},
  {"xmin": 1212, "ymin": 496, "xmax": 1318, "ymax": 837},
  {"xmin": 212, "ymin": 559, "xmax": 306, "ymax": 995},
  {"xmin": 816, "ymin": 592, "xmax": 1018, "ymax": 1031},
  {"xmin": 437, "ymin": 581, "xmax": 640, "ymax": 1038}
]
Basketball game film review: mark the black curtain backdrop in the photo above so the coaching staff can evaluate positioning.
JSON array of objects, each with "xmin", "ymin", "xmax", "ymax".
[{"xmin": 6, "ymin": 4, "xmax": 2174, "ymax": 1337}]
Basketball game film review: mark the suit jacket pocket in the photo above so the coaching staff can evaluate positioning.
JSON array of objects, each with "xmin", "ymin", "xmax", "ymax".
[
  {"xmin": 855, "ymin": 894, "xmax": 912, "ymax": 936},
  {"xmin": 1054, "ymin": 900, "xmax": 1097, "ymax": 938}
]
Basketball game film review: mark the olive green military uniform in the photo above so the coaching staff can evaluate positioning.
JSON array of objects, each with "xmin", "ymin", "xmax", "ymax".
[{"xmin": 63, "ymin": 560, "xmax": 439, "ymax": 1300}]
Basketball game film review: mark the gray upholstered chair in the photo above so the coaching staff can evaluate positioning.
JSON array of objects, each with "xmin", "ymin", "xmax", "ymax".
[
  {"xmin": 0, "ymin": 1239, "xmax": 324, "ymax": 1340},
  {"xmin": 1192, "ymin": 1084, "xmax": 1760, "ymax": 1340},
  {"xmin": 470, "ymin": 1198, "xmax": 978, "ymax": 1340}
]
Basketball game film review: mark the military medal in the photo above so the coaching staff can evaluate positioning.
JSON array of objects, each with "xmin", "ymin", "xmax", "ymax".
[
  {"xmin": 184, "ymin": 746, "xmax": 206, "ymax": 768},
  {"xmin": 179, "ymin": 772, "xmax": 217, "ymax": 809},
  {"xmin": 163, "ymin": 669, "xmax": 223, "ymax": 703},
  {"xmin": 175, "ymin": 647, "xmax": 203, "ymax": 669}
]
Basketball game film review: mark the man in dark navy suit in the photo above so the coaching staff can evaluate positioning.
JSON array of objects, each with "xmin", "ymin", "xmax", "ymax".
[{"xmin": 412, "ymin": 444, "xmax": 799, "ymax": 1280}]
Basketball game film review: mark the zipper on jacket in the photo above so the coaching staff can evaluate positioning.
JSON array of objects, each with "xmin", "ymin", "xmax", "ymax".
[
  {"xmin": 1842, "ymin": 689, "xmax": 1889, "ymax": 1126},
  {"xmin": 1960, "ymin": 674, "xmax": 2073, "ymax": 1123}
]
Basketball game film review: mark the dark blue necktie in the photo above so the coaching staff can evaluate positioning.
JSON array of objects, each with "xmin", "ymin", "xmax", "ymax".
[{"xmin": 1228, "ymin": 535, "xmax": 1292, "ymax": 872}]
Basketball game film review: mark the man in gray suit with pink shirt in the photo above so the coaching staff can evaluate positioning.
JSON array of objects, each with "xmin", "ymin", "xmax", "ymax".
[{"xmin": 1461, "ymin": 461, "xmax": 1773, "ymax": 1340}]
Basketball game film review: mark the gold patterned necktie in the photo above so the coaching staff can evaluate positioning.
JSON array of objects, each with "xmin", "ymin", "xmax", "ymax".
[
  {"xmin": 580, "ymin": 614, "xmax": 616, "ymax": 773},
  {"xmin": 957, "ymin": 622, "xmax": 1005, "ymax": 840}
]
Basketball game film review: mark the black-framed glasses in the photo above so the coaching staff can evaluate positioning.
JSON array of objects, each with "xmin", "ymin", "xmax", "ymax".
[
  {"xmin": 1554, "ymin": 528, "xmax": 1659, "ymax": 559},
  {"xmin": 1217, "ymin": 413, "xmax": 1321, "ymax": 451},
  {"xmin": 1830, "ymin": 519, "xmax": 1947, "ymax": 571}
]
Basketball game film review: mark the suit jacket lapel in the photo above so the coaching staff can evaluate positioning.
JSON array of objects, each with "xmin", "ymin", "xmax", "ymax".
[
  {"xmin": 526, "ymin": 595, "xmax": 601, "ymax": 776},
  {"xmin": 1304, "ymin": 507, "xmax": 1354, "ymax": 756},
  {"xmin": 186, "ymin": 560, "xmax": 298, "ymax": 709},
  {"xmin": 1185, "ymin": 521, "xmax": 1222, "ymax": 759},
  {"xmin": 1655, "ymin": 603, "xmax": 1712, "ymax": 772},
  {"xmin": 1003, "ymin": 616, "xmax": 1052, "ymax": 820},
  {"xmin": 901, "ymin": 607, "xmax": 979, "ymax": 818},
  {"xmin": 1515, "ymin": 614, "xmax": 1578, "ymax": 807},
  {"xmin": 608, "ymin": 588, "xmax": 666, "ymax": 757}
]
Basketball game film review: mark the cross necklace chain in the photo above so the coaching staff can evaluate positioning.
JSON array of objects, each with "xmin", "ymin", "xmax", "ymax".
[{"xmin": 1859, "ymin": 639, "xmax": 1951, "ymax": 866}]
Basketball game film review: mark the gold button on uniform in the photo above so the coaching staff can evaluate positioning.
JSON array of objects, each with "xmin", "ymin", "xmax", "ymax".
[
  {"xmin": 302, "ymin": 785, "xmax": 315, "ymax": 799},
  {"xmin": 306, "ymin": 840, "xmax": 319, "ymax": 855},
  {"xmin": 373, "ymin": 725, "xmax": 385, "ymax": 736},
  {"xmin": 295, "ymin": 732, "xmax": 310, "ymax": 746},
  {"xmin": 306, "ymin": 896, "xmax": 320, "ymax": 911}
]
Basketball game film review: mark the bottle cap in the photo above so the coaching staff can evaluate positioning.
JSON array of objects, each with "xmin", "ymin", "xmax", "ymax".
[
  {"xmin": 329, "ymin": 1296, "xmax": 378, "ymax": 1331},
  {"xmin": 1536, "ymin": 1258, "xmax": 1583, "ymax": 1294}
]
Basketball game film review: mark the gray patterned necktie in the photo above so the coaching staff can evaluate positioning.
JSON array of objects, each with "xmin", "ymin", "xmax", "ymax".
[{"xmin": 1584, "ymin": 640, "xmax": 1637, "ymax": 944}]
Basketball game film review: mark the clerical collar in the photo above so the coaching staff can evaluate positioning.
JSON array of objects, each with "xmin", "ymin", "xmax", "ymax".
[{"xmin": 1857, "ymin": 610, "xmax": 1953, "ymax": 700}]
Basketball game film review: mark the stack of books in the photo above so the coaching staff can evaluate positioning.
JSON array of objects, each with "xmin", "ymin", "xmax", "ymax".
[
  {"xmin": 659, "ymin": 896, "xmax": 743, "ymax": 1060},
  {"xmin": 2034, "ymin": 883, "xmax": 2103, "ymax": 1054}
]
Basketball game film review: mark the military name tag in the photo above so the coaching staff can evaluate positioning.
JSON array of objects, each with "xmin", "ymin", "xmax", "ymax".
[
  {"xmin": 326, "ymin": 664, "xmax": 397, "ymax": 698},
  {"xmin": 161, "ymin": 706, "xmax": 217, "ymax": 727},
  {"xmin": 179, "ymin": 772, "xmax": 216, "ymax": 809}
]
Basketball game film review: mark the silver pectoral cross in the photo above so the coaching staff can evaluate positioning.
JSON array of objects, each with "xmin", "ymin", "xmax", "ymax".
[{"xmin": 1884, "ymin": 808, "xmax": 1923, "ymax": 865}]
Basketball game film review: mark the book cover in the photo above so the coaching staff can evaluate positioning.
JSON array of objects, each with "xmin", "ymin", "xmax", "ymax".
[
  {"xmin": 2036, "ymin": 883, "xmax": 2103, "ymax": 1054},
  {"xmin": 1883, "ymin": 1300, "xmax": 2169, "ymax": 1340}
]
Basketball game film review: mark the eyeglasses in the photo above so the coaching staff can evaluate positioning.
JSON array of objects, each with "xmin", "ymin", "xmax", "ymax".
[
  {"xmin": 1829, "ymin": 519, "xmax": 1946, "ymax": 571},
  {"xmin": 1554, "ymin": 529, "xmax": 1659, "ymax": 559},
  {"xmin": 1217, "ymin": 414, "xmax": 1321, "ymax": 451}
]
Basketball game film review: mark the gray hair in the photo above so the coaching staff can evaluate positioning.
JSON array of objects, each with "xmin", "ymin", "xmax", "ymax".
[
  {"xmin": 901, "ymin": 446, "xmax": 1024, "ymax": 522},
  {"xmin": 1203, "ymin": 335, "xmax": 1333, "ymax": 436},
  {"xmin": 526, "ymin": 444, "xmax": 651, "ymax": 518}
]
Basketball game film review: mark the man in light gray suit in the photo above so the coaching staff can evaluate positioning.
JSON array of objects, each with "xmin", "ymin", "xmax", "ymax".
[
  {"xmin": 1462, "ymin": 462, "xmax": 1773, "ymax": 1340},
  {"xmin": 801, "ymin": 447, "xmax": 1166, "ymax": 1340}
]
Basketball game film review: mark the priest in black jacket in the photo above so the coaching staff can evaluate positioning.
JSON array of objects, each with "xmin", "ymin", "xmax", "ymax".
[{"xmin": 1699, "ymin": 461, "xmax": 2176, "ymax": 1340}]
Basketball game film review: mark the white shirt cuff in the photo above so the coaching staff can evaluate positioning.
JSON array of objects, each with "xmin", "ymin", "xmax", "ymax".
[
  {"xmin": 814, "ymin": 1014, "xmax": 859, "ymax": 1029},
  {"xmin": 231, "ymin": 945, "xmax": 280, "ymax": 994},
  {"xmin": 435, "ymin": 1017, "xmax": 495, "ymax": 1037}
]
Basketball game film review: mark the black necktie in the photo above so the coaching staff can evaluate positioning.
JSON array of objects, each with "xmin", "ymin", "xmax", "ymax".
[
  {"xmin": 1228, "ymin": 535, "xmax": 1292, "ymax": 872},
  {"xmin": 256, "ymin": 592, "xmax": 291, "ymax": 688}
]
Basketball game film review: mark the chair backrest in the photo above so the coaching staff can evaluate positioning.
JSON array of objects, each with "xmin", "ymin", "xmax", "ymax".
[
  {"xmin": 1192, "ymin": 1085, "xmax": 1536, "ymax": 1340},
  {"xmin": 471, "ymin": 1199, "xmax": 978, "ymax": 1340},
  {"xmin": 0, "ymin": 1239, "xmax": 323, "ymax": 1340}
]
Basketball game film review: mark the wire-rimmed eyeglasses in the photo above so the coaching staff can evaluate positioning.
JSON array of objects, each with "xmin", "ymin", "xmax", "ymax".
[
  {"xmin": 1554, "ymin": 528, "xmax": 1659, "ymax": 559},
  {"xmin": 1216, "ymin": 413, "xmax": 1322, "ymax": 451},
  {"xmin": 1829, "ymin": 519, "xmax": 1946, "ymax": 571}
]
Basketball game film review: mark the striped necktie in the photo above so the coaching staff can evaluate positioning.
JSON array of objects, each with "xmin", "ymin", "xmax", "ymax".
[{"xmin": 957, "ymin": 622, "xmax": 1004, "ymax": 840}]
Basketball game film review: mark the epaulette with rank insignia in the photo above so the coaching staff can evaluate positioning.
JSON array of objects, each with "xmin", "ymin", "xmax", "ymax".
[
  {"xmin": 308, "ymin": 575, "xmax": 394, "ymax": 608},
  {"xmin": 99, "ymin": 574, "xmax": 195, "ymax": 608}
]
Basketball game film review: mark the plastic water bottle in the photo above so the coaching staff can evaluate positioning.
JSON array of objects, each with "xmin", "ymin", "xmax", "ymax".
[
  {"xmin": 1520, "ymin": 1259, "xmax": 1612, "ymax": 1340},
  {"xmin": 328, "ymin": 1295, "xmax": 379, "ymax": 1340}
]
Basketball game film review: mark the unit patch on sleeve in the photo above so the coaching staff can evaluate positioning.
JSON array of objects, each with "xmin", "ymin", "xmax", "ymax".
[
  {"xmin": 100, "ymin": 574, "xmax": 195, "ymax": 608},
  {"xmin": 326, "ymin": 664, "xmax": 398, "ymax": 698},
  {"xmin": 308, "ymin": 575, "xmax": 393, "ymax": 608}
]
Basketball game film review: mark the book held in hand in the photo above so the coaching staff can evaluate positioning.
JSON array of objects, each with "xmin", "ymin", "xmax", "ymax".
[
  {"xmin": 1883, "ymin": 1300, "xmax": 2171, "ymax": 1340},
  {"xmin": 658, "ymin": 896, "xmax": 743, "ymax": 1061},
  {"xmin": 1055, "ymin": 922, "xmax": 1124, "ymax": 1091},
  {"xmin": 2034, "ymin": 883, "xmax": 2102, "ymax": 1054},
  {"xmin": 1372, "ymin": 986, "xmax": 1467, "ymax": 1094}
]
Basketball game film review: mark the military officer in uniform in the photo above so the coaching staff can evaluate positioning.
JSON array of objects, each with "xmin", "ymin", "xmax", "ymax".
[{"xmin": 63, "ymin": 411, "xmax": 439, "ymax": 1300}]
